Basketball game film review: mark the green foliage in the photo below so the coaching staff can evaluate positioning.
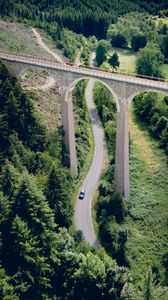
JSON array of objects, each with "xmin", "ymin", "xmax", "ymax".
[
  {"xmin": 0, "ymin": 58, "xmax": 135, "ymax": 299},
  {"xmin": 60, "ymin": 29, "xmax": 82, "ymax": 62},
  {"xmin": 127, "ymin": 104, "xmax": 168, "ymax": 294},
  {"xmin": 73, "ymin": 252, "xmax": 106, "ymax": 299},
  {"xmin": 93, "ymin": 82, "xmax": 116, "ymax": 155},
  {"xmin": 108, "ymin": 52, "xmax": 120, "ymax": 69},
  {"xmin": 157, "ymin": 21, "xmax": 168, "ymax": 35},
  {"xmin": 108, "ymin": 193, "xmax": 127, "ymax": 223},
  {"xmin": 73, "ymin": 80, "xmax": 93, "ymax": 174},
  {"xmin": 100, "ymin": 62, "xmax": 111, "ymax": 71},
  {"xmin": 99, "ymin": 217, "xmax": 128, "ymax": 267},
  {"xmin": 93, "ymin": 82, "xmax": 129, "ymax": 266},
  {"xmin": 107, "ymin": 12, "xmax": 156, "ymax": 46},
  {"xmin": 0, "ymin": 161, "xmax": 20, "ymax": 198},
  {"xmin": 111, "ymin": 33, "xmax": 127, "ymax": 48},
  {"xmin": 133, "ymin": 92, "xmax": 168, "ymax": 155},
  {"xmin": 0, "ymin": 61, "xmax": 47, "ymax": 163},
  {"xmin": 136, "ymin": 44, "xmax": 164, "ymax": 77},
  {"xmin": 160, "ymin": 34, "xmax": 168, "ymax": 62},
  {"xmin": 131, "ymin": 34, "xmax": 147, "ymax": 51},
  {"xmin": 96, "ymin": 40, "xmax": 111, "ymax": 66},
  {"xmin": 0, "ymin": 266, "xmax": 18, "ymax": 300},
  {"xmin": 80, "ymin": 36, "xmax": 97, "ymax": 66},
  {"xmin": 2, "ymin": 1, "xmax": 167, "ymax": 39},
  {"xmin": 0, "ymin": 192, "xmax": 10, "ymax": 226},
  {"xmin": 46, "ymin": 164, "xmax": 73, "ymax": 228}
]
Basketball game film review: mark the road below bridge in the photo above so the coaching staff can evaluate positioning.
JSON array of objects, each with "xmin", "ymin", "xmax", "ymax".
[
  {"xmin": 75, "ymin": 79, "xmax": 107, "ymax": 246},
  {"xmin": 22, "ymin": 29, "xmax": 106, "ymax": 246}
]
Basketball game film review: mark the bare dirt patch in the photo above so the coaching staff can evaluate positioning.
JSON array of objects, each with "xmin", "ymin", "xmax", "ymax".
[
  {"xmin": 21, "ymin": 68, "xmax": 61, "ymax": 131},
  {"xmin": 0, "ymin": 20, "xmax": 53, "ymax": 59}
]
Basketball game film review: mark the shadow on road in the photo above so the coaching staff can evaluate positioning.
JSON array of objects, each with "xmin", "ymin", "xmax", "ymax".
[{"xmin": 89, "ymin": 108, "xmax": 101, "ymax": 127}]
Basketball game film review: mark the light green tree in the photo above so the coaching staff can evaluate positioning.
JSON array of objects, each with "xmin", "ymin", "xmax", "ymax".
[
  {"xmin": 137, "ymin": 44, "xmax": 164, "ymax": 77},
  {"xmin": 96, "ymin": 40, "xmax": 111, "ymax": 66}
]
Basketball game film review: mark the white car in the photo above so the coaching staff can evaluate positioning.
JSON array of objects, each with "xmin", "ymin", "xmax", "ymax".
[{"xmin": 79, "ymin": 189, "xmax": 85, "ymax": 200}]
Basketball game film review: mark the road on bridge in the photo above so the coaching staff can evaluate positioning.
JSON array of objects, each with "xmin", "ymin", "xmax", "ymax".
[{"xmin": 75, "ymin": 79, "xmax": 107, "ymax": 246}]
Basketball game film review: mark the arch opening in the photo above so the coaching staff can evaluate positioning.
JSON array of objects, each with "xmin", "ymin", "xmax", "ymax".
[
  {"xmin": 128, "ymin": 89, "xmax": 168, "ymax": 108},
  {"xmin": 65, "ymin": 77, "xmax": 120, "ymax": 112},
  {"xmin": 128, "ymin": 89, "xmax": 168, "ymax": 197}
]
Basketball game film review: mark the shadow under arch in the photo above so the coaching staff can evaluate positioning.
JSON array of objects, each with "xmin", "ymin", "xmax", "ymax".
[
  {"xmin": 128, "ymin": 89, "xmax": 168, "ymax": 107},
  {"xmin": 65, "ymin": 77, "xmax": 120, "ymax": 112}
]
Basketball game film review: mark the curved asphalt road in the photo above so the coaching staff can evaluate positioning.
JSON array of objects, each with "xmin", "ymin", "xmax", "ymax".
[
  {"xmin": 28, "ymin": 30, "xmax": 107, "ymax": 246},
  {"xmin": 75, "ymin": 79, "xmax": 107, "ymax": 246}
]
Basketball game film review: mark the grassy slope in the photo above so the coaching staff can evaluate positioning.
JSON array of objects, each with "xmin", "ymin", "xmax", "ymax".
[
  {"xmin": 115, "ymin": 48, "xmax": 137, "ymax": 74},
  {"xmin": 126, "ymin": 107, "xmax": 168, "ymax": 287},
  {"xmin": 113, "ymin": 47, "xmax": 168, "ymax": 80},
  {"xmin": 114, "ymin": 47, "xmax": 168, "ymax": 79},
  {"xmin": 0, "ymin": 20, "xmax": 54, "ymax": 58}
]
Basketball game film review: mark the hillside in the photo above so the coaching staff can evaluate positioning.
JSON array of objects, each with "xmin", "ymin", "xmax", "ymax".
[
  {"xmin": 1, "ymin": 0, "xmax": 168, "ymax": 37},
  {"xmin": 0, "ymin": 20, "xmax": 56, "ymax": 59},
  {"xmin": 0, "ymin": 2, "xmax": 168, "ymax": 298},
  {"xmin": 0, "ymin": 52, "xmax": 135, "ymax": 300}
]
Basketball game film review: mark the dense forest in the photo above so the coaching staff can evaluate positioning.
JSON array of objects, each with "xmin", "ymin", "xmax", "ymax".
[
  {"xmin": 0, "ymin": 61, "xmax": 138, "ymax": 299},
  {"xmin": 0, "ymin": 0, "xmax": 168, "ymax": 38},
  {"xmin": 0, "ymin": 0, "xmax": 168, "ymax": 298}
]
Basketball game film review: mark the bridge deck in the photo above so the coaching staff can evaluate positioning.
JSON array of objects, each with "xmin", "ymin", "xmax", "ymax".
[{"xmin": 0, "ymin": 50, "xmax": 168, "ymax": 91}]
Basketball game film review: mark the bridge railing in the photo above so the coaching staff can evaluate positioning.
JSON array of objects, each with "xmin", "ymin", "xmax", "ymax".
[{"xmin": 0, "ymin": 50, "xmax": 168, "ymax": 88}]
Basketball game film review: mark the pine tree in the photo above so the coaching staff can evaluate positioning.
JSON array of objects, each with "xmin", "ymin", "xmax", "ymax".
[
  {"xmin": 13, "ymin": 174, "xmax": 56, "ymax": 241},
  {"xmin": 11, "ymin": 215, "xmax": 52, "ymax": 299},
  {"xmin": 46, "ymin": 164, "xmax": 73, "ymax": 228},
  {"xmin": 0, "ymin": 266, "xmax": 18, "ymax": 300},
  {"xmin": 0, "ymin": 192, "xmax": 10, "ymax": 226},
  {"xmin": 108, "ymin": 52, "xmax": 120, "ymax": 69},
  {"xmin": 0, "ymin": 161, "xmax": 20, "ymax": 198}
]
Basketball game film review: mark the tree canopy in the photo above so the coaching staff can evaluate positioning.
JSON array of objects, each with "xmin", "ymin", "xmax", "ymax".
[
  {"xmin": 1, "ymin": 0, "xmax": 168, "ymax": 38},
  {"xmin": 96, "ymin": 40, "xmax": 111, "ymax": 66},
  {"xmin": 136, "ymin": 43, "xmax": 164, "ymax": 77},
  {"xmin": 108, "ymin": 52, "xmax": 120, "ymax": 69}
]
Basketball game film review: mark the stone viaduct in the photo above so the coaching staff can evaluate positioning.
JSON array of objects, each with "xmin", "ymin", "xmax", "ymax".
[{"xmin": 1, "ymin": 50, "xmax": 168, "ymax": 198}]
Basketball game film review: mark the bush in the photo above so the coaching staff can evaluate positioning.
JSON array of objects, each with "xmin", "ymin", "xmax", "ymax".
[
  {"xmin": 131, "ymin": 34, "xmax": 147, "ymax": 51},
  {"xmin": 108, "ymin": 193, "xmax": 127, "ymax": 223},
  {"xmin": 111, "ymin": 33, "xmax": 127, "ymax": 48}
]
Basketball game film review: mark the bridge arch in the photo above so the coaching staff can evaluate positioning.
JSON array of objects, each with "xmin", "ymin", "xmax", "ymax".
[
  {"xmin": 128, "ymin": 89, "xmax": 168, "ymax": 107},
  {"xmin": 65, "ymin": 77, "xmax": 120, "ymax": 112}
]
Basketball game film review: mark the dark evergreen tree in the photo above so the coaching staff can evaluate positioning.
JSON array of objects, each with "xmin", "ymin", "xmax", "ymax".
[
  {"xmin": 0, "ymin": 266, "xmax": 18, "ymax": 300},
  {"xmin": 111, "ymin": 33, "xmax": 127, "ymax": 48},
  {"xmin": 46, "ymin": 164, "xmax": 73, "ymax": 228},
  {"xmin": 108, "ymin": 52, "xmax": 120, "ymax": 69},
  {"xmin": 131, "ymin": 33, "xmax": 147, "ymax": 51}
]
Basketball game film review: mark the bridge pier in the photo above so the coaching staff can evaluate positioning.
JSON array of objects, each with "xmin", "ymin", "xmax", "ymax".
[
  {"xmin": 61, "ymin": 90, "xmax": 78, "ymax": 176},
  {"xmin": 114, "ymin": 99, "xmax": 130, "ymax": 199}
]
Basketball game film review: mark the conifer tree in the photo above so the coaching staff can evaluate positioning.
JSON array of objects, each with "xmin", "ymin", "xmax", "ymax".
[
  {"xmin": 108, "ymin": 52, "xmax": 120, "ymax": 69},
  {"xmin": 11, "ymin": 215, "xmax": 52, "ymax": 299},
  {"xmin": 0, "ymin": 266, "xmax": 18, "ymax": 300},
  {"xmin": 46, "ymin": 164, "xmax": 73, "ymax": 228}
]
